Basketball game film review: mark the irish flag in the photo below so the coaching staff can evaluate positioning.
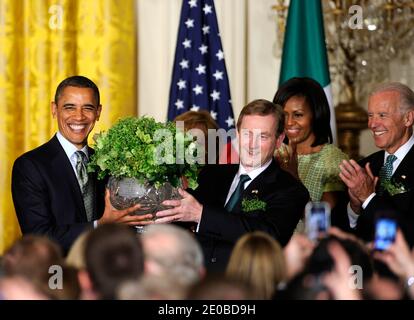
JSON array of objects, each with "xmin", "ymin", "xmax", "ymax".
[{"xmin": 279, "ymin": 0, "xmax": 337, "ymax": 144}]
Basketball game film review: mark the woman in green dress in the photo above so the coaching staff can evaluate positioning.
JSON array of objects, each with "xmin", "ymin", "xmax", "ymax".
[{"xmin": 273, "ymin": 77, "xmax": 348, "ymax": 231}]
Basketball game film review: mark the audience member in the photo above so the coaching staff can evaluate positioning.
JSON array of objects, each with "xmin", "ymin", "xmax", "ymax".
[
  {"xmin": 226, "ymin": 231, "xmax": 286, "ymax": 299},
  {"xmin": 78, "ymin": 224, "xmax": 145, "ymax": 299},
  {"xmin": 187, "ymin": 274, "xmax": 253, "ymax": 300},
  {"xmin": 66, "ymin": 230, "xmax": 90, "ymax": 270},
  {"xmin": 118, "ymin": 274, "xmax": 187, "ymax": 300},
  {"xmin": 140, "ymin": 224, "xmax": 205, "ymax": 287}
]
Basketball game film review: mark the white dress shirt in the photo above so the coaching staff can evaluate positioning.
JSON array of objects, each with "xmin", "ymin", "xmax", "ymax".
[
  {"xmin": 224, "ymin": 159, "xmax": 272, "ymax": 206},
  {"xmin": 348, "ymin": 133, "xmax": 414, "ymax": 228},
  {"xmin": 56, "ymin": 131, "xmax": 89, "ymax": 178},
  {"xmin": 56, "ymin": 132, "xmax": 98, "ymax": 228},
  {"xmin": 196, "ymin": 159, "xmax": 273, "ymax": 232}
]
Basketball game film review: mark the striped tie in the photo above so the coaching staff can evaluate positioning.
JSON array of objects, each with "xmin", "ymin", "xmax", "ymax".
[
  {"xmin": 377, "ymin": 154, "xmax": 397, "ymax": 195},
  {"xmin": 75, "ymin": 151, "xmax": 94, "ymax": 221}
]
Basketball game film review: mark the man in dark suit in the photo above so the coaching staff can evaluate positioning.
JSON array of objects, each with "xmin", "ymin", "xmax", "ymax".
[
  {"xmin": 12, "ymin": 76, "xmax": 152, "ymax": 252},
  {"xmin": 339, "ymin": 82, "xmax": 414, "ymax": 247},
  {"xmin": 155, "ymin": 99, "xmax": 309, "ymax": 272}
]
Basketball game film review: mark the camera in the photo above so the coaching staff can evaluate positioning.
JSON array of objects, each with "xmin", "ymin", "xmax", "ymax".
[{"xmin": 305, "ymin": 201, "xmax": 331, "ymax": 242}]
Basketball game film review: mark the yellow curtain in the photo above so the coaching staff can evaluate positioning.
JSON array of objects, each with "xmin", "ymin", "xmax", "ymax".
[{"xmin": 0, "ymin": 0, "xmax": 137, "ymax": 254}]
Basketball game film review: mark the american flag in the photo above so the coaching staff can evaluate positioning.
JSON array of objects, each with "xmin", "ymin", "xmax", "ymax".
[{"xmin": 167, "ymin": 0, "xmax": 235, "ymax": 129}]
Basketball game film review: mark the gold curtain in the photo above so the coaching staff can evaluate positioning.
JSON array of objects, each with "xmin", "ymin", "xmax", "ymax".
[{"xmin": 0, "ymin": 0, "xmax": 137, "ymax": 254}]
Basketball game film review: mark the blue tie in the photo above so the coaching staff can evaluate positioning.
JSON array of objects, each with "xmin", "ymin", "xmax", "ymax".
[
  {"xmin": 225, "ymin": 174, "xmax": 251, "ymax": 212},
  {"xmin": 378, "ymin": 154, "xmax": 397, "ymax": 195}
]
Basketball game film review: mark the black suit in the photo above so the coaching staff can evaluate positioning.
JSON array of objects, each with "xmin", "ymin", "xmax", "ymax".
[
  {"xmin": 192, "ymin": 160, "xmax": 309, "ymax": 272},
  {"xmin": 355, "ymin": 145, "xmax": 414, "ymax": 246},
  {"xmin": 11, "ymin": 135, "xmax": 106, "ymax": 252}
]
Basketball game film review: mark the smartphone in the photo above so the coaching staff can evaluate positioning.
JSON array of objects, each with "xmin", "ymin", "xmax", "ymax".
[
  {"xmin": 374, "ymin": 218, "xmax": 397, "ymax": 251},
  {"xmin": 305, "ymin": 201, "xmax": 331, "ymax": 242}
]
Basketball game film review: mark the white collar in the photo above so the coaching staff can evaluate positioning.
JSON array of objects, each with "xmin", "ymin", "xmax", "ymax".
[
  {"xmin": 237, "ymin": 159, "xmax": 272, "ymax": 181},
  {"xmin": 56, "ymin": 131, "xmax": 89, "ymax": 160},
  {"xmin": 384, "ymin": 133, "xmax": 414, "ymax": 161}
]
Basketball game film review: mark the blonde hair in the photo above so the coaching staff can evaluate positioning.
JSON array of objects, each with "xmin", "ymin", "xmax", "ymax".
[
  {"xmin": 226, "ymin": 231, "xmax": 286, "ymax": 299},
  {"xmin": 66, "ymin": 230, "xmax": 90, "ymax": 270}
]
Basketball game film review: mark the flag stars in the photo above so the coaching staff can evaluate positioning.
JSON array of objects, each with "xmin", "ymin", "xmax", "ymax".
[
  {"xmin": 179, "ymin": 59, "xmax": 189, "ymax": 69},
  {"xmin": 185, "ymin": 18, "xmax": 194, "ymax": 28},
  {"xmin": 191, "ymin": 105, "xmax": 200, "ymax": 111},
  {"xmin": 210, "ymin": 110, "xmax": 217, "ymax": 120},
  {"xmin": 188, "ymin": 0, "xmax": 197, "ymax": 8},
  {"xmin": 202, "ymin": 25, "xmax": 210, "ymax": 35},
  {"xmin": 175, "ymin": 99, "xmax": 184, "ymax": 110},
  {"xmin": 195, "ymin": 64, "xmax": 206, "ymax": 75},
  {"xmin": 203, "ymin": 4, "xmax": 212, "ymax": 14},
  {"xmin": 212, "ymin": 70, "xmax": 223, "ymax": 80},
  {"xmin": 177, "ymin": 79, "xmax": 186, "ymax": 90},
  {"xmin": 225, "ymin": 117, "xmax": 235, "ymax": 128},
  {"xmin": 199, "ymin": 44, "xmax": 208, "ymax": 55},
  {"xmin": 192, "ymin": 84, "xmax": 203, "ymax": 95},
  {"xmin": 210, "ymin": 90, "xmax": 220, "ymax": 101},
  {"xmin": 216, "ymin": 49, "xmax": 224, "ymax": 60},
  {"xmin": 182, "ymin": 38, "xmax": 192, "ymax": 49}
]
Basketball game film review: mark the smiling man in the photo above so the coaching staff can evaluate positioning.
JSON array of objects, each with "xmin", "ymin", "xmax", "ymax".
[
  {"xmin": 339, "ymin": 82, "xmax": 414, "ymax": 246},
  {"xmin": 155, "ymin": 99, "xmax": 309, "ymax": 272},
  {"xmin": 12, "ymin": 76, "xmax": 151, "ymax": 252}
]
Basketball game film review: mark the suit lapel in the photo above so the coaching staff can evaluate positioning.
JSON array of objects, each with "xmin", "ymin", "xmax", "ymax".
[
  {"xmin": 393, "ymin": 144, "xmax": 414, "ymax": 180},
  {"xmin": 87, "ymin": 146, "xmax": 98, "ymax": 220},
  {"xmin": 232, "ymin": 160, "xmax": 279, "ymax": 213},
  {"xmin": 370, "ymin": 151, "xmax": 385, "ymax": 176},
  {"xmin": 49, "ymin": 135, "xmax": 88, "ymax": 222},
  {"xmin": 220, "ymin": 165, "xmax": 239, "ymax": 207}
]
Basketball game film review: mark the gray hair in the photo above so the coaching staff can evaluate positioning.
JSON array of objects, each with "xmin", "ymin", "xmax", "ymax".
[
  {"xmin": 140, "ymin": 224, "xmax": 204, "ymax": 287},
  {"xmin": 370, "ymin": 82, "xmax": 414, "ymax": 114}
]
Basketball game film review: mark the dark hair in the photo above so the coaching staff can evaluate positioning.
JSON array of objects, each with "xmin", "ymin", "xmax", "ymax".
[
  {"xmin": 54, "ymin": 75, "xmax": 100, "ymax": 105},
  {"xmin": 85, "ymin": 224, "xmax": 145, "ymax": 299},
  {"xmin": 2, "ymin": 235, "xmax": 64, "ymax": 298},
  {"xmin": 306, "ymin": 236, "xmax": 374, "ymax": 282},
  {"xmin": 3, "ymin": 235, "xmax": 63, "ymax": 280},
  {"xmin": 273, "ymin": 77, "xmax": 333, "ymax": 146},
  {"xmin": 236, "ymin": 99, "xmax": 285, "ymax": 137}
]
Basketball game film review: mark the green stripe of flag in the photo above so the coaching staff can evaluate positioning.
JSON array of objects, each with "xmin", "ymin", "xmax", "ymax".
[{"xmin": 279, "ymin": 0, "xmax": 330, "ymax": 87}]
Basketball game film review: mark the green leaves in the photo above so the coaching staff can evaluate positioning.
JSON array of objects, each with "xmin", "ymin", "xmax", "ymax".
[
  {"xmin": 381, "ymin": 179, "xmax": 409, "ymax": 196},
  {"xmin": 241, "ymin": 197, "xmax": 267, "ymax": 212},
  {"xmin": 88, "ymin": 116, "xmax": 200, "ymax": 188}
]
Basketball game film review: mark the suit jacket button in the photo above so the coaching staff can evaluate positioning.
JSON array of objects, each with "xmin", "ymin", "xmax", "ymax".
[{"xmin": 211, "ymin": 257, "xmax": 216, "ymax": 263}]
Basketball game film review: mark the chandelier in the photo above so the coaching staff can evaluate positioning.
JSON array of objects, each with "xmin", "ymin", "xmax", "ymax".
[
  {"xmin": 273, "ymin": 0, "xmax": 414, "ymax": 102},
  {"xmin": 272, "ymin": 0, "xmax": 414, "ymax": 159}
]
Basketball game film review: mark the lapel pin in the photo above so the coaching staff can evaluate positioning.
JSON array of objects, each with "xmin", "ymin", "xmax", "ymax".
[
  {"xmin": 252, "ymin": 189, "xmax": 258, "ymax": 194},
  {"xmin": 402, "ymin": 175, "xmax": 407, "ymax": 179}
]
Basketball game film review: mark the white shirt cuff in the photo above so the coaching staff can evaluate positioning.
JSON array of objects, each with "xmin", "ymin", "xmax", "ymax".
[
  {"xmin": 362, "ymin": 193, "xmax": 376, "ymax": 209},
  {"xmin": 195, "ymin": 211, "xmax": 203, "ymax": 233},
  {"xmin": 347, "ymin": 203, "xmax": 359, "ymax": 229},
  {"xmin": 93, "ymin": 220, "xmax": 98, "ymax": 229}
]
